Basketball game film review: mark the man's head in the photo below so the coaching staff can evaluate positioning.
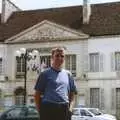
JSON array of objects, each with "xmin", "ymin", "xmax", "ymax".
[{"xmin": 51, "ymin": 47, "xmax": 65, "ymax": 69}]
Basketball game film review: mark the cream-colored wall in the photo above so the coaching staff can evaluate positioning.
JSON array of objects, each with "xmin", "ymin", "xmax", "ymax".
[
  {"xmin": 88, "ymin": 36, "xmax": 120, "ymax": 78},
  {"xmin": 87, "ymin": 36, "xmax": 120, "ymax": 114}
]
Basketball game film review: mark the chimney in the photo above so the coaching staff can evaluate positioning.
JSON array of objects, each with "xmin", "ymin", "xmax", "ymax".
[
  {"xmin": 1, "ymin": 0, "xmax": 21, "ymax": 23},
  {"xmin": 83, "ymin": 0, "xmax": 91, "ymax": 24}
]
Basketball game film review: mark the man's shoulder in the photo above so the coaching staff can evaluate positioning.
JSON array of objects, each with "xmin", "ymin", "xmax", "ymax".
[{"xmin": 62, "ymin": 69, "xmax": 72, "ymax": 76}]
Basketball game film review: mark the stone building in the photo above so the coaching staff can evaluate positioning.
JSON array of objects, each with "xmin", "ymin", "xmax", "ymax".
[{"xmin": 0, "ymin": 0, "xmax": 120, "ymax": 118}]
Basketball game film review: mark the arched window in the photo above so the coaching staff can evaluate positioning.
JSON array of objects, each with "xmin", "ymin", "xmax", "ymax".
[{"xmin": 14, "ymin": 87, "xmax": 25, "ymax": 105}]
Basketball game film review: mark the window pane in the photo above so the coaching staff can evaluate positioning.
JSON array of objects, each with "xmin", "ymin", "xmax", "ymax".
[
  {"xmin": 40, "ymin": 56, "xmax": 51, "ymax": 72},
  {"xmin": 6, "ymin": 107, "xmax": 22, "ymax": 118},
  {"xmin": 115, "ymin": 52, "xmax": 120, "ymax": 71},
  {"xmin": 80, "ymin": 109, "xmax": 91, "ymax": 116},
  {"xmin": 89, "ymin": 53, "xmax": 99, "ymax": 72},
  {"xmin": 15, "ymin": 96, "xmax": 24, "ymax": 105},
  {"xmin": 90, "ymin": 88, "xmax": 100, "ymax": 108},
  {"xmin": 65, "ymin": 55, "xmax": 76, "ymax": 77},
  {"xmin": 16, "ymin": 57, "xmax": 25, "ymax": 77}
]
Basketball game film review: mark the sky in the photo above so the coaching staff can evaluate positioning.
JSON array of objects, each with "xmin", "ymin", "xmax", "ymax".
[{"xmin": 0, "ymin": 0, "xmax": 120, "ymax": 13}]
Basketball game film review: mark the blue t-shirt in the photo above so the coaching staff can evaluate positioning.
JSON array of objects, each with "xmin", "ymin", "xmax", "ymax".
[{"xmin": 34, "ymin": 67, "xmax": 77, "ymax": 104}]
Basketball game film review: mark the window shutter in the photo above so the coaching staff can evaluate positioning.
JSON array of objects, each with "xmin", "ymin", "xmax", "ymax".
[
  {"xmin": 84, "ymin": 54, "xmax": 89, "ymax": 72},
  {"xmin": 111, "ymin": 88, "xmax": 116, "ymax": 114},
  {"xmin": 99, "ymin": 53, "xmax": 104, "ymax": 72},
  {"xmin": 88, "ymin": 54, "xmax": 90, "ymax": 72},
  {"xmin": 85, "ymin": 88, "xmax": 90, "ymax": 107},
  {"xmin": 100, "ymin": 88, "xmax": 104, "ymax": 110},
  {"xmin": 111, "ymin": 52, "xmax": 115, "ymax": 71}
]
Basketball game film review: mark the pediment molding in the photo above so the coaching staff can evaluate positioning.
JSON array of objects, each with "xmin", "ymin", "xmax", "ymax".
[{"xmin": 5, "ymin": 20, "xmax": 89, "ymax": 43}]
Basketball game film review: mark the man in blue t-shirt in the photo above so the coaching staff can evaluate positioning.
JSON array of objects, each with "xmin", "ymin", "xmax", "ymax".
[{"xmin": 34, "ymin": 47, "xmax": 77, "ymax": 120}]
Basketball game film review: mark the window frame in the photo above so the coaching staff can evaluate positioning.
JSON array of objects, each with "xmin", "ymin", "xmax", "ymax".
[
  {"xmin": 16, "ymin": 57, "xmax": 25, "ymax": 78},
  {"xmin": 65, "ymin": 54, "xmax": 76, "ymax": 77},
  {"xmin": 115, "ymin": 52, "xmax": 120, "ymax": 71},
  {"xmin": 89, "ymin": 53, "xmax": 99, "ymax": 72}
]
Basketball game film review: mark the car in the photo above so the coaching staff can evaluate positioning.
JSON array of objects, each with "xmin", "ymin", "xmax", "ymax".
[
  {"xmin": 0, "ymin": 105, "xmax": 40, "ymax": 120},
  {"xmin": 72, "ymin": 107, "xmax": 116, "ymax": 120}
]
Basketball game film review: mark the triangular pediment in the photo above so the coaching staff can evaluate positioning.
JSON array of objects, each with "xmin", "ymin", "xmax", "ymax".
[{"xmin": 5, "ymin": 20, "xmax": 88, "ymax": 43}]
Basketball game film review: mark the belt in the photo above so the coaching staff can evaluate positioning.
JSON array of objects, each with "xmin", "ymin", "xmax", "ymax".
[{"xmin": 42, "ymin": 101, "xmax": 69, "ymax": 108}]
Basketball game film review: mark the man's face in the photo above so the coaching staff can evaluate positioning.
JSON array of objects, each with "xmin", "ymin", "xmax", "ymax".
[{"xmin": 52, "ymin": 51, "xmax": 65, "ymax": 67}]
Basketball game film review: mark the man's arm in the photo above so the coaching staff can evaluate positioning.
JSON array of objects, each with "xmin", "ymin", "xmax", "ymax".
[
  {"xmin": 34, "ymin": 90, "xmax": 43, "ymax": 112},
  {"xmin": 69, "ymin": 92, "xmax": 76, "ymax": 112}
]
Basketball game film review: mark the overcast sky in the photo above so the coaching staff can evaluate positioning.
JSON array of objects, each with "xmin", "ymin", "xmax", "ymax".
[{"xmin": 0, "ymin": 0, "xmax": 120, "ymax": 13}]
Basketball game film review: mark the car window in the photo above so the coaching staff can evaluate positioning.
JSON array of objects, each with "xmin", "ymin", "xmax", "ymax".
[
  {"xmin": 19, "ymin": 107, "xmax": 27, "ymax": 116},
  {"xmin": 88, "ymin": 108, "xmax": 102, "ymax": 116},
  {"xmin": 80, "ymin": 109, "xmax": 92, "ymax": 117}
]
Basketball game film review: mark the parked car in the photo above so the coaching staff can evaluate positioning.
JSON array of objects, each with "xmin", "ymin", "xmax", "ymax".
[
  {"xmin": 72, "ymin": 107, "xmax": 116, "ymax": 120},
  {"xmin": 0, "ymin": 105, "xmax": 39, "ymax": 120}
]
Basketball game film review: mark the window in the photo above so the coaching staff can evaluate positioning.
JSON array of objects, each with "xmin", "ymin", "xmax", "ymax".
[
  {"xmin": 65, "ymin": 55, "xmax": 76, "ymax": 77},
  {"xmin": 40, "ymin": 55, "xmax": 51, "ymax": 72},
  {"xmin": 80, "ymin": 109, "xmax": 92, "ymax": 116},
  {"xmin": 89, "ymin": 53, "xmax": 99, "ymax": 72},
  {"xmin": 6, "ymin": 107, "xmax": 24, "ymax": 118},
  {"xmin": 115, "ymin": 52, "xmax": 120, "ymax": 71},
  {"xmin": 0, "ymin": 58, "xmax": 2, "ymax": 75},
  {"xmin": 16, "ymin": 57, "xmax": 25, "ymax": 78},
  {"xmin": 14, "ymin": 87, "xmax": 24, "ymax": 105},
  {"xmin": 116, "ymin": 88, "xmax": 120, "ymax": 117},
  {"xmin": 40, "ymin": 56, "xmax": 51, "ymax": 68},
  {"xmin": 90, "ymin": 88, "xmax": 100, "ymax": 108},
  {"xmin": 15, "ymin": 95, "xmax": 24, "ymax": 105}
]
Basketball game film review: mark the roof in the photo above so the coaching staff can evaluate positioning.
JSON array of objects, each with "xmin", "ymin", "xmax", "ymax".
[
  {"xmin": 82, "ymin": 2, "xmax": 120, "ymax": 36},
  {"xmin": 0, "ymin": 2, "xmax": 120, "ymax": 42},
  {"xmin": 0, "ymin": 14, "xmax": 1, "ymax": 24}
]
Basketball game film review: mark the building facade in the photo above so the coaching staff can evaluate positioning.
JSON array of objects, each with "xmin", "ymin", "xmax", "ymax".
[{"xmin": 0, "ymin": 0, "xmax": 120, "ymax": 119}]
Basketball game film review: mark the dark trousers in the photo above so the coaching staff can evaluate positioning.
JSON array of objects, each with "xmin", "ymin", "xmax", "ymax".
[{"xmin": 40, "ymin": 102, "xmax": 69, "ymax": 120}]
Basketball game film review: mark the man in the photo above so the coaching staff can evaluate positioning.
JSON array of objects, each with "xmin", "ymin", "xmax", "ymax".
[{"xmin": 34, "ymin": 47, "xmax": 77, "ymax": 120}]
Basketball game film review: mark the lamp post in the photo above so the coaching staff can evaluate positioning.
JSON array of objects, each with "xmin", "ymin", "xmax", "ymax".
[
  {"xmin": 15, "ymin": 48, "xmax": 39, "ymax": 105},
  {"xmin": 23, "ymin": 50, "xmax": 27, "ymax": 105}
]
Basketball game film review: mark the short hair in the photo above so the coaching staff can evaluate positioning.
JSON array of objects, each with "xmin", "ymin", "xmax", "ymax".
[{"xmin": 51, "ymin": 47, "xmax": 65, "ymax": 56}]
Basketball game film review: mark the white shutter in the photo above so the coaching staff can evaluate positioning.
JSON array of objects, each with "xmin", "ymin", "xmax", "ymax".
[
  {"xmin": 111, "ymin": 52, "xmax": 115, "ymax": 71},
  {"xmin": 100, "ymin": 88, "xmax": 104, "ymax": 110},
  {"xmin": 84, "ymin": 54, "xmax": 89, "ymax": 72},
  {"xmin": 99, "ymin": 53, "xmax": 104, "ymax": 72},
  {"xmin": 111, "ymin": 88, "xmax": 116, "ymax": 114},
  {"xmin": 85, "ymin": 88, "xmax": 90, "ymax": 107}
]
